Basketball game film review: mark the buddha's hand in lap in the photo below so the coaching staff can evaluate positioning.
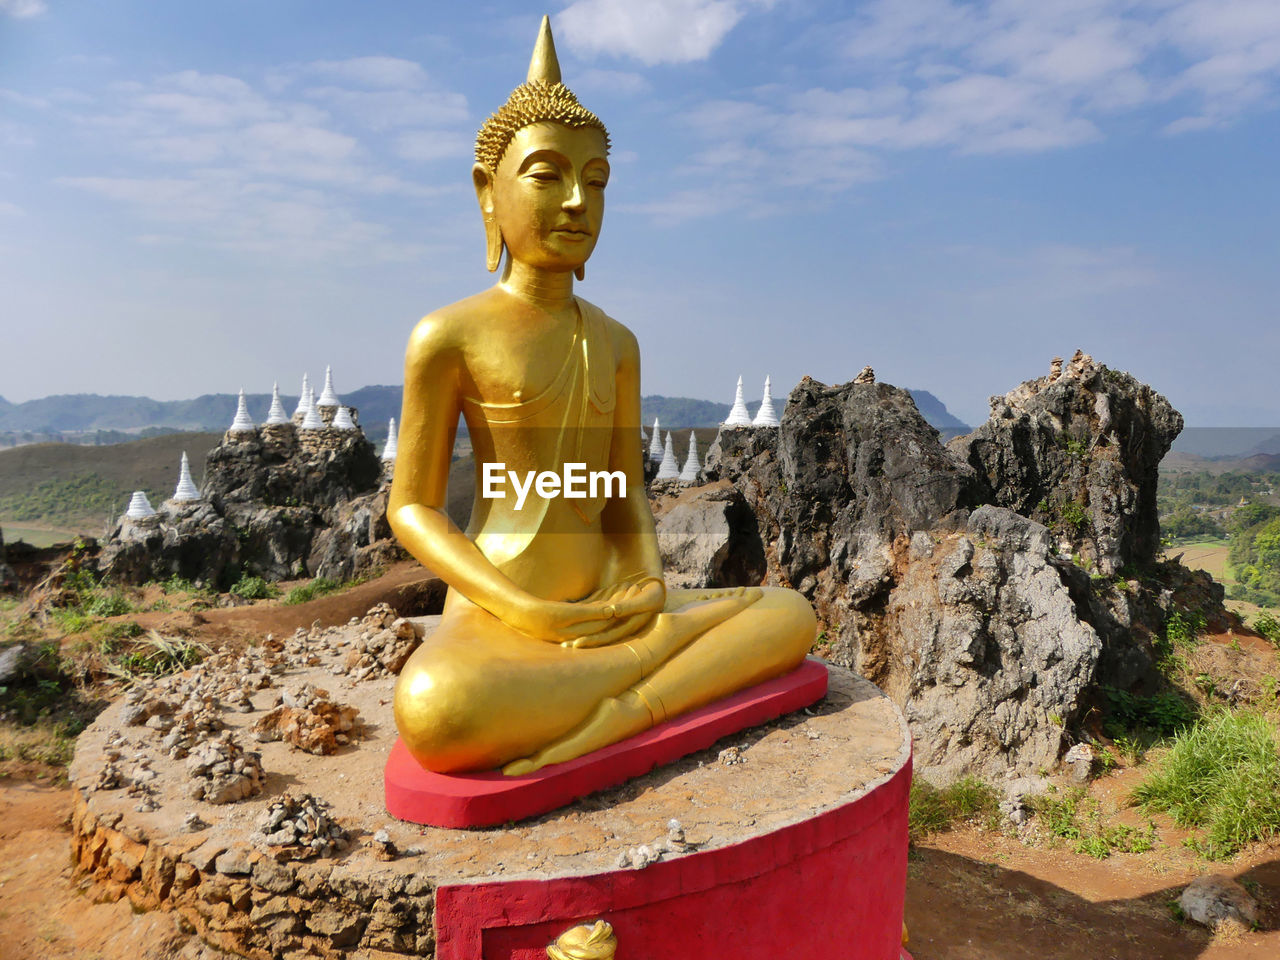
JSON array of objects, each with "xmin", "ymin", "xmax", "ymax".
[{"xmin": 508, "ymin": 579, "xmax": 666, "ymax": 647}]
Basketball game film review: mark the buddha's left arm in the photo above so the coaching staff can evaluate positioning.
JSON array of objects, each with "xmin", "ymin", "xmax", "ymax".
[{"xmin": 600, "ymin": 323, "xmax": 665, "ymax": 590}]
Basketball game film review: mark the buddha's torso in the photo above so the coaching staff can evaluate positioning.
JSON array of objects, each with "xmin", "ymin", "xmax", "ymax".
[{"xmin": 448, "ymin": 290, "xmax": 623, "ymax": 600}]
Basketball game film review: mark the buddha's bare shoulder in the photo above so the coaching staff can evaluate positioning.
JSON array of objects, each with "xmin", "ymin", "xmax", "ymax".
[
  {"xmin": 578, "ymin": 295, "xmax": 639, "ymax": 363},
  {"xmin": 407, "ymin": 289, "xmax": 506, "ymax": 356}
]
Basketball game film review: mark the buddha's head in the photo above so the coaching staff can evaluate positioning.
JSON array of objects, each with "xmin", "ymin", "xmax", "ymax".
[{"xmin": 474, "ymin": 17, "xmax": 610, "ymax": 278}]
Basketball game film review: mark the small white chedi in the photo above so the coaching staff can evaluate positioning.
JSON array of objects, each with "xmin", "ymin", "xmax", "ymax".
[
  {"xmin": 649, "ymin": 418, "xmax": 663, "ymax": 462},
  {"xmin": 124, "ymin": 491, "xmax": 156, "ymax": 520},
  {"xmin": 316, "ymin": 365, "xmax": 341, "ymax": 408},
  {"xmin": 724, "ymin": 376, "xmax": 753, "ymax": 427},
  {"xmin": 300, "ymin": 390, "xmax": 326, "ymax": 431},
  {"xmin": 656, "ymin": 431, "xmax": 681, "ymax": 480},
  {"xmin": 293, "ymin": 374, "xmax": 311, "ymax": 420},
  {"xmin": 228, "ymin": 389, "xmax": 256, "ymax": 433},
  {"xmin": 331, "ymin": 406, "xmax": 357, "ymax": 431},
  {"xmin": 264, "ymin": 382, "xmax": 290, "ymax": 425},
  {"xmin": 679, "ymin": 429, "xmax": 701, "ymax": 484},
  {"xmin": 752, "ymin": 376, "xmax": 780, "ymax": 428},
  {"xmin": 381, "ymin": 418, "xmax": 398, "ymax": 462},
  {"xmin": 171, "ymin": 452, "xmax": 201, "ymax": 502}
]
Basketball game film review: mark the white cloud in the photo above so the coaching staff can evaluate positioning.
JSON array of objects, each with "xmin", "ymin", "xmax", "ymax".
[
  {"xmin": 395, "ymin": 130, "xmax": 470, "ymax": 163},
  {"xmin": 557, "ymin": 0, "xmax": 772, "ymax": 65},
  {"xmin": 304, "ymin": 57, "xmax": 430, "ymax": 90},
  {"xmin": 0, "ymin": 200, "xmax": 23, "ymax": 216},
  {"xmin": 0, "ymin": 0, "xmax": 46, "ymax": 19}
]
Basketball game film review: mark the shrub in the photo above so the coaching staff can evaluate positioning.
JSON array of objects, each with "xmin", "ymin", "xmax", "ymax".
[
  {"xmin": 1132, "ymin": 709, "xmax": 1280, "ymax": 859},
  {"xmin": 229, "ymin": 574, "xmax": 279, "ymax": 601},
  {"xmin": 908, "ymin": 776, "xmax": 999, "ymax": 840},
  {"xmin": 85, "ymin": 591, "xmax": 135, "ymax": 618},
  {"xmin": 1254, "ymin": 611, "xmax": 1280, "ymax": 647},
  {"xmin": 283, "ymin": 577, "xmax": 344, "ymax": 606},
  {"xmin": 1102, "ymin": 687, "xmax": 1196, "ymax": 740},
  {"xmin": 107, "ymin": 631, "xmax": 207, "ymax": 680}
]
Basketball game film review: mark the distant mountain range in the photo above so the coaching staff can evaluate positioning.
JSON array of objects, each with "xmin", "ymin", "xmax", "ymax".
[{"xmin": 0, "ymin": 385, "xmax": 973, "ymax": 446}]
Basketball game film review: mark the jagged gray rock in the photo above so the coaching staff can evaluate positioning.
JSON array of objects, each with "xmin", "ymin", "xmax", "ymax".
[
  {"xmin": 98, "ymin": 422, "xmax": 397, "ymax": 587},
  {"xmin": 949, "ymin": 351, "xmax": 1182, "ymax": 575},
  {"xmin": 653, "ymin": 481, "xmax": 765, "ymax": 589}
]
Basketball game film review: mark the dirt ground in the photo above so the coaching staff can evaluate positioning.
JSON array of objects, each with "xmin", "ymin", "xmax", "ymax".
[{"xmin": 2, "ymin": 565, "xmax": 1278, "ymax": 958}]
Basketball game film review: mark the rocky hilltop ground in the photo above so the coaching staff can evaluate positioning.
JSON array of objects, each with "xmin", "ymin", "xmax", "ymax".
[{"xmin": 655, "ymin": 352, "xmax": 1215, "ymax": 782}]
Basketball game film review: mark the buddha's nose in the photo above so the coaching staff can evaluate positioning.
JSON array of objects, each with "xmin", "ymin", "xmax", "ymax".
[{"xmin": 562, "ymin": 179, "xmax": 586, "ymax": 212}]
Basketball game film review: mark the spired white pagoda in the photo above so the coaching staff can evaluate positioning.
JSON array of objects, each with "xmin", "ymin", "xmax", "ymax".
[
  {"xmin": 724, "ymin": 376, "xmax": 753, "ymax": 427},
  {"xmin": 752, "ymin": 376, "xmax": 780, "ymax": 428},
  {"xmin": 381, "ymin": 418, "xmax": 398, "ymax": 462},
  {"xmin": 171, "ymin": 452, "xmax": 201, "ymax": 501},
  {"xmin": 228, "ymin": 389, "xmax": 256, "ymax": 433},
  {"xmin": 264, "ymin": 382, "xmax": 290, "ymax": 425},
  {"xmin": 293, "ymin": 374, "xmax": 311, "ymax": 420},
  {"xmin": 649, "ymin": 418, "xmax": 664, "ymax": 461},
  {"xmin": 316, "ymin": 366, "xmax": 341, "ymax": 408},
  {"xmin": 656, "ymin": 431, "xmax": 681, "ymax": 480},
  {"xmin": 679, "ymin": 429, "xmax": 701, "ymax": 484},
  {"xmin": 300, "ymin": 389, "xmax": 326, "ymax": 430},
  {"xmin": 124, "ymin": 491, "xmax": 156, "ymax": 520},
  {"xmin": 331, "ymin": 406, "xmax": 356, "ymax": 430}
]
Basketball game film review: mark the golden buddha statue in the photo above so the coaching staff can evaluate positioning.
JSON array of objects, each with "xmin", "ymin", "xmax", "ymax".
[{"xmin": 390, "ymin": 16, "xmax": 815, "ymax": 776}]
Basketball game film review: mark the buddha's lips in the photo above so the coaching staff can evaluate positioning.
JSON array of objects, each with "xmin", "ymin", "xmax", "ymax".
[{"xmin": 552, "ymin": 226, "xmax": 591, "ymax": 236}]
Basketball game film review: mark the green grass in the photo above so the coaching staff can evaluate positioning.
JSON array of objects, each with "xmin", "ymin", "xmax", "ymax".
[
  {"xmin": 104, "ymin": 630, "xmax": 207, "ymax": 681},
  {"xmin": 908, "ymin": 776, "xmax": 1000, "ymax": 840},
  {"xmin": 1031, "ymin": 787, "xmax": 1157, "ymax": 859},
  {"xmin": 1133, "ymin": 709, "xmax": 1280, "ymax": 859},
  {"xmin": 282, "ymin": 576, "xmax": 346, "ymax": 605}
]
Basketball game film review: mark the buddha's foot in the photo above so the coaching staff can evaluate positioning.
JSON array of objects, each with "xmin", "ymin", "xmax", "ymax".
[
  {"xmin": 628, "ymin": 586, "xmax": 763, "ymax": 669},
  {"xmin": 502, "ymin": 690, "xmax": 651, "ymax": 776}
]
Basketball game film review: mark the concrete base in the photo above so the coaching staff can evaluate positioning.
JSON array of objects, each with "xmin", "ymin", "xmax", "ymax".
[{"xmin": 69, "ymin": 639, "xmax": 910, "ymax": 960}]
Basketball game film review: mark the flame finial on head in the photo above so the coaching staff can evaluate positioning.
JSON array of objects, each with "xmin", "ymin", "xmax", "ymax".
[{"xmin": 527, "ymin": 15, "xmax": 562, "ymax": 84}]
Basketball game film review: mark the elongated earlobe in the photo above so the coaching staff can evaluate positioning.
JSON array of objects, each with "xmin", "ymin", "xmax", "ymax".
[
  {"xmin": 574, "ymin": 265, "xmax": 585, "ymax": 281},
  {"xmin": 484, "ymin": 216, "xmax": 504, "ymax": 273}
]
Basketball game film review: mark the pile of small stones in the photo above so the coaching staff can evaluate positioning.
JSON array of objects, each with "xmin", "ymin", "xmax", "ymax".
[
  {"xmin": 251, "ymin": 791, "xmax": 350, "ymax": 859},
  {"xmin": 185, "ymin": 731, "xmax": 265, "ymax": 804},
  {"xmin": 334, "ymin": 603, "xmax": 425, "ymax": 680},
  {"xmin": 251, "ymin": 683, "xmax": 360, "ymax": 755}
]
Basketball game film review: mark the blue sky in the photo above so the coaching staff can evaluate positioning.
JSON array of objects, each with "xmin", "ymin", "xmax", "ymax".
[{"xmin": 1, "ymin": 0, "xmax": 1278, "ymax": 427}]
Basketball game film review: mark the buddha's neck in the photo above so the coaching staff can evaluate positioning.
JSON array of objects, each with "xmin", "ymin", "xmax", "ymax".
[{"xmin": 501, "ymin": 260, "xmax": 575, "ymax": 310}]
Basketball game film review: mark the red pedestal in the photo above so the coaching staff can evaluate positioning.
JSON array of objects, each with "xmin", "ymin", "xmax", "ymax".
[
  {"xmin": 434, "ymin": 755, "xmax": 912, "ymax": 960},
  {"xmin": 385, "ymin": 658, "xmax": 830, "ymax": 828}
]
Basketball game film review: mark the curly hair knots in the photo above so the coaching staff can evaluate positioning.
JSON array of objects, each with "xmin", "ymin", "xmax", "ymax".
[{"xmin": 475, "ymin": 80, "xmax": 610, "ymax": 172}]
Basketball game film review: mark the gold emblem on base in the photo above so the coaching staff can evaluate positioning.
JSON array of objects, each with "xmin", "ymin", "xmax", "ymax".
[{"xmin": 547, "ymin": 920, "xmax": 617, "ymax": 960}]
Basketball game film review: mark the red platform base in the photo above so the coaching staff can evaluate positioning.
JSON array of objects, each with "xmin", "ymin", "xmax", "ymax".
[
  {"xmin": 385, "ymin": 658, "xmax": 829, "ymax": 828},
  {"xmin": 435, "ymin": 753, "xmax": 912, "ymax": 960}
]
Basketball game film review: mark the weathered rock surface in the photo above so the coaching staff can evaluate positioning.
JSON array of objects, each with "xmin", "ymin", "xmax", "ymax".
[
  {"xmin": 949, "ymin": 351, "xmax": 1182, "ymax": 575},
  {"xmin": 696, "ymin": 361, "xmax": 1189, "ymax": 777},
  {"xmin": 97, "ymin": 423, "xmax": 400, "ymax": 587},
  {"xmin": 1178, "ymin": 874, "xmax": 1259, "ymax": 929},
  {"xmin": 652, "ymin": 481, "xmax": 765, "ymax": 589}
]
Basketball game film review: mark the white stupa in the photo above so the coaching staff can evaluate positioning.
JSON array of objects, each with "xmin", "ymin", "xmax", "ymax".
[
  {"xmin": 656, "ymin": 431, "xmax": 680, "ymax": 480},
  {"xmin": 679, "ymin": 430, "xmax": 701, "ymax": 484},
  {"xmin": 724, "ymin": 376, "xmax": 753, "ymax": 427},
  {"xmin": 332, "ymin": 406, "xmax": 356, "ymax": 430},
  {"xmin": 125, "ymin": 491, "xmax": 156, "ymax": 519},
  {"xmin": 292, "ymin": 374, "xmax": 311, "ymax": 419},
  {"xmin": 649, "ymin": 418, "xmax": 664, "ymax": 461},
  {"xmin": 640, "ymin": 425, "xmax": 648, "ymax": 443},
  {"xmin": 300, "ymin": 390, "xmax": 325, "ymax": 430},
  {"xmin": 316, "ymin": 365, "xmax": 341, "ymax": 407},
  {"xmin": 381, "ymin": 418, "xmax": 398, "ymax": 462},
  {"xmin": 752, "ymin": 376, "xmax": 780, "ymax": 427},
  {"xmin": 171, "ymin": 452, "xmax": 201, "ymax": 501},
  {"xmin": 228, "ymin": 389, "xmax": 256, "ymax": 433},
  {"xmin": 264, "ymin": 382, "xmax": 290, "ymax": 425}
]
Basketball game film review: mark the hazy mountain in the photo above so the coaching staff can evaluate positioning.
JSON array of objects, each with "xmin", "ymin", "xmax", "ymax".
[
  {"xmin": 0, "ymin": 384, "xmax": 971, "ymax": 444},
  {"xmin": 1171, "ymin": 427, "xmax": 1280, "ymax": 459}
]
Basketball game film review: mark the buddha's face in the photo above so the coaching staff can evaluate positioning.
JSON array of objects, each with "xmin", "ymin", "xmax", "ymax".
[{"xmin": 476, "ymin": 121, "xmax": 609, "ymax": 274}]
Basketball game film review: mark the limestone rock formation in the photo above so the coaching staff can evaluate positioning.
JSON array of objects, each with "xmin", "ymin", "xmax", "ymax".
[
  {"xmin": 697, "ymin": 362, "xmax": 1186, "ymax": 778},
  {"xmin": 949, "ymin": 350, "xmax": 1182, "ymax": 575},
  {"xmin": 653, "ymin": 481, "xmax": 766, "ymax": 589},
  {"xmin": 99, "ymin": 417, "xmax": 393, "ymax": 587}
]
